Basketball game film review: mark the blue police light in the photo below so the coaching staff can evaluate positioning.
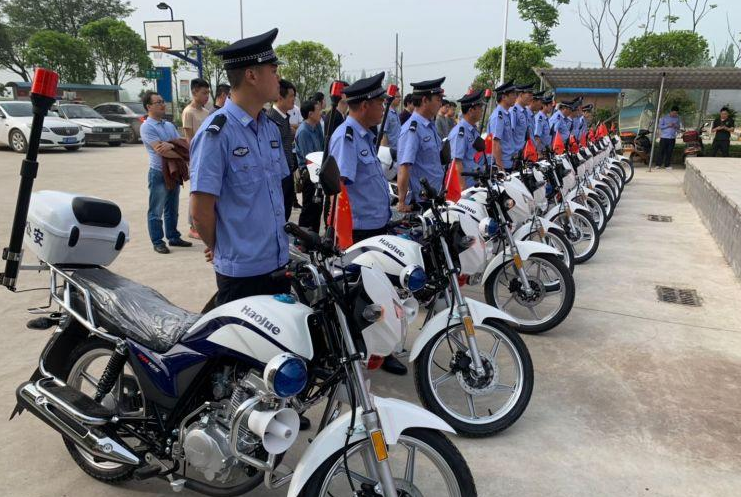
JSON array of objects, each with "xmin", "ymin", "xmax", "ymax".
[
  {"xmin": 263, "ymin": 354, "xmax": 308, "ymax": 398},
  {"xmin": 401, "ymin": 264, "xmax": 427, "ymax": 292},
  {"xmin": 478, "ymin": 217, "xmax": 500, "ymax": 238}
]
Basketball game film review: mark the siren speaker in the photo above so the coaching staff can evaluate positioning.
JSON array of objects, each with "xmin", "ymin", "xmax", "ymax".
[{"xmin": 247, "ymin": 408, "xmax": 300, "ymax": 455}]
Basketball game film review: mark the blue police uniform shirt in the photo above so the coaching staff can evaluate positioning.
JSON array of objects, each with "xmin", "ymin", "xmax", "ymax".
[
  {"xmin": 140, "ymin": 117, "xmax": 180, "ymax": 171},
  {"xmin": 511, "ymin": 102, "xmax": 529, "ymax": 151},
  {"xmin": 447, "ymin": 119, "xmax": 481, "ymax": 189},
  {"xmin": 398, "ymin": 111, "xmax": 444, "ymax": 203},
  {"xmin": 190, "ymin": 98, "xmax": 290, "ymax": 278},
  {"xmin": 659, "ymin": 114, "xmax": 682, "ymax": 139},
  {"xmin": 487, "ymin": 104, "xmax": 517, "ymax": 170},
  {"xmin": 549, "ymin": 110, "xmax": 571, "ymax": 143},
  {"xmin": 574, "ymin": 115, "xmax": 586, "ymax": 140},
  {"xmin": 534, "ymin": 110, "xmax": 552, "ymax": 151},
  {"xmin": 383, "ymin": 107, "xmax": 401, "ymax": 151},
  {"xmin": 330, "ymin": 116, "xmax": 391, "ymax": 230}
]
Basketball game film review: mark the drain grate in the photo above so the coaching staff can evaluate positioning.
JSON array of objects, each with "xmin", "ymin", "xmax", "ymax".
[
  {"xmin": 656, "ymin": 286, "xmax": 701, "ymax": 306},
  {"xmin": 647, "ymin": 214, "xmax": 673, "ymax": 222}
]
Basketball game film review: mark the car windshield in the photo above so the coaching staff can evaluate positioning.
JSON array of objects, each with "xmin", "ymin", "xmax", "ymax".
[
  {"xmin": 0, "ymin": 102, "xmax": 34, "ymax": 117},
  {"xmin": 61, "ymin": 105, "xmax": 103, "ymax": 119},
  {"xmin": 124, "ymin": 102, "xmax": 146, "ymax": 114}
]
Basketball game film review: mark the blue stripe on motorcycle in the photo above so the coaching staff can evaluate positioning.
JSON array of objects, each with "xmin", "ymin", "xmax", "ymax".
[{"xmin": 183, "ymin": 316, "xmax": 291, "ymax": 354}]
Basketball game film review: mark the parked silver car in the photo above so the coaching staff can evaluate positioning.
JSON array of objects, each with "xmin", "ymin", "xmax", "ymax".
[
  {"xmin": 93, "ymin": 101, "xmax": 147, "ymax": 143},
  {"xmin": 55, "ymin": 104, "xmax": 133, "ymax": 146}
]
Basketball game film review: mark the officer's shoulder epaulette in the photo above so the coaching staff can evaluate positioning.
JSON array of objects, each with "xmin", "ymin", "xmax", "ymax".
[
  {"xmin": 206, "ymin": 114, "xmax": 227, "ymax": 134},
  {"xmin": 409, "ymin": 120, "xmax": 418, "ymax": 132},
  {"xmin": 458, "ymin": 126, "xmax": 465, "ymax": 137},
  {"xmin": 344, "ymin": 126, "xmax": 354, "ymax": 142}
]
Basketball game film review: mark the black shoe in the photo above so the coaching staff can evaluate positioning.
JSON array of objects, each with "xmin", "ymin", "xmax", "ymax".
[
  {"xmin": 381, "ymin": 355, "xmax": 407, "ymax": 376},
  {"xmin": 299, "ymin": 414, "xmax": 311, "ymax": 431},
  {"xmin": 153, "ymin": 244, "xmax": 170, "ymax": 254},
  {"xmin": 169, "ymin": 238, "xmax": 193, "ymax": 247}
]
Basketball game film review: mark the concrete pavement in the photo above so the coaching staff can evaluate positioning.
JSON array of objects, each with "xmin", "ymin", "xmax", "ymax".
[{"xmin": 0, "ymin": 145, "xmax": 740, "ymax": 496}]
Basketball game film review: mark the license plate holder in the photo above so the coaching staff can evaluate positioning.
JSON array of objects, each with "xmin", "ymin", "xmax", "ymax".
[{"xmin": 62, "ymin": 137, "xmax": 77, "ymax": 144}]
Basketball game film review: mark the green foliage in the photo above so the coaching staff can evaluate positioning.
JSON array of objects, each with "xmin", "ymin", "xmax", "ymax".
[
  {"xmin": 474, "ymin": 40, "xmax": 548, "ymax": 89},
  {"xmin": 26, "ymin": 30, "xmax": 96, "ymax": 83},
  {"xmin": 275, "ymin": 41, "xmax": 338, "ymax": 100},
  {"xmin": 80, "ymin": 18, "xmax": 152, "ymax": 86},
  {"xmin": 615, "ymin": 30, "xmax": 710, "ymax": 68},
  {"xmin": 0, "ymin": 0, "xmax": 133, "ymax": 37},
  {"xmin": 201, "ymin": 38, "xmax": 230, "ymax": 94},
  {"xmin": 715, "ymin": 44, "xmax": 736, "ymax": 67},
  {"xmin": 514, "ymin": 0, "xmax": 569, "ymax": 57},
  {"xmin": 662, "ymin": 90, "xmax": 696, "ymax": 119},
  {"xmin": 593, "ymin": 107, "xmax": 617, "ymax": 125},
  {"xmin": 0, "ymin": 21, "xmax": 31, "ymax": 80}
]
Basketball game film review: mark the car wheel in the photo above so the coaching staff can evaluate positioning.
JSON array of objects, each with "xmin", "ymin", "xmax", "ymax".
[
  {"xmin": 9, "ymin": 129, "xmax": 28, "ymax": 153},
  {"xmin": 108, "ymin": 142, "xmax": 122, "ymax": 147}
]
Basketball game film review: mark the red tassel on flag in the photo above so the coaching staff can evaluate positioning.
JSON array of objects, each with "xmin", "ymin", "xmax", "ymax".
[
  {"xmin": 552, "ymin": 132, "xmax": 566, "ymax": 154},
  {"xmin": 327, "ymin": 183, "xmax": 353, "ymax": 249},
  {"xmin": 444, "ymin": 161, "xmax": 462, "ymax": 202},
  {"xmin": 523, "ymin": 136, "xmax": 538, "ymax": 162}
]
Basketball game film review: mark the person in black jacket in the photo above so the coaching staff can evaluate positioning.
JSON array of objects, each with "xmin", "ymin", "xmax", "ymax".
[
  {"xmin": 266, "ymin": 79, "xmax": 298, "ymax": 220},
  {"xmin": 710, "ymin": 107, "xmax": 735, "ymax": 157}
]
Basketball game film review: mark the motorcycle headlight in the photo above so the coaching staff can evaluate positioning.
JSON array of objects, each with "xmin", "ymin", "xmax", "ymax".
[
  {"xmin": 263, "ymin": 353, "xmax": 308, "ymax": 399},
  {"xmin": 478, "ymin": 217, "xmax": 500, "ymax": 238},
  {"xmin": 400, "ymin": 264, "xmax": 426, "ymax": 292}
]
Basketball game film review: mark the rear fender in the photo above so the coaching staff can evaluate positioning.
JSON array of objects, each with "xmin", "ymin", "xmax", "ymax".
[
  {"xmin": 408, "ymin": 297, "xmax": 519, "ymax": 361},
  {"xmin": 286, "ymin": 396, "xmax": 454, "ymax": 496}
]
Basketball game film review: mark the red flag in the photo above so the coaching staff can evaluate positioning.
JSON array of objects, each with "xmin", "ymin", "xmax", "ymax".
[
  {"xmin": 485, "ymin": 134, "xmax": 493, "ymax": 155},
  {"xmin": 588, "ymin": 128, "xmax": 596, "ymax": 143},
  {"xmin": 597, "ymin": 123, "xmax": 608, "ymax": 138},
  {"xmin": 444, "ymin": 161, "xmax": 462, "ymax": 202},
  {"xmin": 579, "ymin": 131, "xmax": 587, "ymax": 148},
  {"xmin": 523, "ymin": 136, "xmax": 538, "ymax": 162},
  {"xmin": 568, "ymin": 135, "xmax": 579, "ymax": 154},
  {"xmin": 552, "ymin": 132, "xmax": 566, "ymax": 154},
  {"xmin": 327, "ymin": 183, "xmax": 353, "ymax": 249},
  {"xmin": 610, "ymin": 122, "xmax": 617, "ymax": 134}
]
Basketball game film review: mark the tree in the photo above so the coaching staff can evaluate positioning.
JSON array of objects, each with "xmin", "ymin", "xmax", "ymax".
[
  {"xmin": 201, "ymin": 38, "xmax": 230, "ymax": 94},
  {"xmin": 679, "ymin": 0, "xmax": 716, "ymax": 33},
  {"xmin": 638, "ymin": 0, "xmax": 663, "ymax": 36},
  {"xmin": 514, "ymin": 0, "xmax": 570, "ymax": 57},
  {"xmin": 473, "ymin": 41, "xmax": 548, "ymax": 89},
  {"xmin": 615, "ymin": 31, "xmax": 710, "ymax": 68},
  {"xmin": 663, "ymin": 0, "xmax": 679, "ymax": 31},
  {"xmin": 662, "ymin": 90, "xmax": 696, "ymax": 119},
  {"xmin": 722, "ymin": 14, "xmax": 741, "ymax": 67},
  {"xmin": 275, "ymin": 41, "xmax": 338, "ymax": 100},
  {"xmin": 0, "ymin": 21, "xmax": 31, "ymax": 81},
  {"xmin": 25, "ymin": 30, "xmax": 96, "ymax": 83},
  {"xmin": 1, "ymin": 0, "xmax": 133, "ymax": 37},
  {"xmin": 578, "ymin": 0, "xmax": 639, "ymax": 68},
  {"xmin": 80, "ymin": 18, "xmax": 152, "ymax": 86}
]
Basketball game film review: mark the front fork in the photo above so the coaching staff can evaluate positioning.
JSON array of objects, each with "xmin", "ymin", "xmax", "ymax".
[{"xmin": 494, "ymin": 203, "xmax": 534, "ymax": 295}]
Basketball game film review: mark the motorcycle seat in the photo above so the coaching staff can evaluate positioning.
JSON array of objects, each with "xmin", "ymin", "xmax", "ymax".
[{"xmin": 69, "ymin": 267, "xmax": 200, "ymax": 353}]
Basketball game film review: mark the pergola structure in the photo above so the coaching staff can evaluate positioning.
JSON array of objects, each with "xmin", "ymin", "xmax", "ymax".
[{"xmin": 535, "ymin": 67, "xmax": 741, "ymax": 170}]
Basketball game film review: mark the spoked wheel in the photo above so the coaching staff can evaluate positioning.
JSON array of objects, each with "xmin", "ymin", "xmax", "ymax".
[
  {"xmin": 594, "ymin": 184, "xmax": 615, "ymax": 221},
  {"xmin": 484, "ymin": 253, "xmax": 575, "ymax": 333},
  {"xmin": 553, "ymin": 211, "xmax": 600, "ymax": 263},
  {"xmin": 603, "ymin": 174, "xmax": 621, "ymax": 202},
  {"xmin": 522, "ymin": 228, "xmax": 575, "ymax": 273},
  {"xmin": 621, "ymin": 159, "xmax": 635, "ymax": 183},
  {"xmin": 584, "ymin": 194, "xmax": 607, "ymax": 234},
  {"xmin": 414, "ymin": 322, "xmax": 533, "ymax": 437},
  {"xmin": 301, "ymin": 428, "xmax": 477, "ymax": 496},
  {"xmin": 63, "ymin": 340, "xmax": 144, "ymax": 482}
]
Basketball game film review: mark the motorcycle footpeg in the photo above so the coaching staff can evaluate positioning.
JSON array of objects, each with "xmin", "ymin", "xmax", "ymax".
[
  {"xmin": 26, "ymin": 316, "xmax": 59, "ymax": 330},
  {"xmin": 134, "ymin": 465, "xmax": 163, "ymax": 481}
]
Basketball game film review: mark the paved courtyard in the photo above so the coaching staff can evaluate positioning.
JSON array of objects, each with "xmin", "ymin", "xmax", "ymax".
[{"xmin": 0, "ymin": 144, "xmax": 740, "ymax": 496}]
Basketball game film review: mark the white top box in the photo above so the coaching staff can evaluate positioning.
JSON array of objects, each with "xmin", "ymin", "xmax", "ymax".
[{"xmin": 24, "ymin": 191, "xmax": 130, "ymax": 266}]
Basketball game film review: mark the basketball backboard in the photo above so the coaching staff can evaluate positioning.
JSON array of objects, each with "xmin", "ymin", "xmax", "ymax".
[{"xmin": 144, "ymin": 20, "xmax": 186, "ymax": 52}]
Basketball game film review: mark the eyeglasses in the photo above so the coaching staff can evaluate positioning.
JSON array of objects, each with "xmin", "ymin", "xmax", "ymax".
[{"xmin": 150, "ymin": 99, "xmax": 165, "ymax": 105}]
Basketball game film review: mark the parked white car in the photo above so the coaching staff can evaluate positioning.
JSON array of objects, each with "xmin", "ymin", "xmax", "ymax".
[
  {"xmin": 0, "ymin": 101, "xmax": 85, "ymax": 153},
  {"xmin": 55, "ymin": 104, "xmax": 133, "ymax": 146}
]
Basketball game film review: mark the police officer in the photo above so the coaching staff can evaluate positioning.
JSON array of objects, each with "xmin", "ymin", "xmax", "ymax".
[
  {"xmin": 329, "ymin": 72, "xmax": 392, "ymax": 242},
  {"xmin": 527, "ymin": 90, "xmax": 545, "ymax": 142},
  {"xmin": 549, "ymin": 101, "xmax": 573, "ymax": 143},
  {"xmin": 511, "ymin": 83, "xmax": 534, "ymax": 152},
  {"xmin": 329, "ymin": 73, "xmax": 406, "ymax": 376},
  {"xmin": 533, "ymin": 94, "xmax": 553, "ymax": 153},
  {"xmin": 571, "ymin": 97, "xmax": 586, "ymax": 141},
  {"xmin": 582, "ymin": 104, "xmax": 594, "ymax": 132},
  {"xmin": 381, "ymin": 92, "xmax": 402, "ymax": 155},
  {"xmin": 190, "ymin": 28, "xmax": 291, "ymax": 305},
  {"xmin": 487, "ymin": 80, "xmax": 518, "ymax": 171},
  {"xmin": 397, "ymin": 77, "xmax": 446, "ymax": 212},
  {"xmin": 447, "ymin": 89, "xmax": 486, "ymax": 188}
]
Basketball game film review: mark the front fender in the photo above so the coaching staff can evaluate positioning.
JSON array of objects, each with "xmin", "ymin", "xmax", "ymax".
[
  {"xmin": 512, "ymin": 217, "xmax": 564, "ymax": 242},
  {"xmin": 480, "ymin": 239, "xmax": 562, "ymax": 285},
  {"xmin": 409, "ymin": 297, "xmax": 519, "ymax": 361},
  {"xmin": 286, "ymin": 396, "xmax": 455, "ymax": 497}
]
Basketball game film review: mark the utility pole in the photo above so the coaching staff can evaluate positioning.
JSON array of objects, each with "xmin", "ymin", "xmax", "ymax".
[
  {"xmin": 337, "ymin": 53, "xmax": 342, "ymax": 80},
  {"xmin": 400, "ymin": 52, "xmax": 404, "ymax": 98},
  {"xmin": 395, "ymin": 33, "xmax": 399, "ymax": 85},
  {"xmin": 500, "ymin": 0, "xmax": 510, "ymax": 85},
  {"xmin": 239, "ymin": 0, "xmax": 244, "ymax": 38}
]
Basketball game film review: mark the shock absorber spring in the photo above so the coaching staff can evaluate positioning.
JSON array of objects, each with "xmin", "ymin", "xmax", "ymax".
[{"xmin": 94, "ymin": 345, "xmax": 128, "ymax": 403}]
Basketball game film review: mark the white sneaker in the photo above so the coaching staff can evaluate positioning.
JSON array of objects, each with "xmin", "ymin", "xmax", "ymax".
[{"xmin": 666, "ymin": 166, "xmax": 673, "ymax": 171}]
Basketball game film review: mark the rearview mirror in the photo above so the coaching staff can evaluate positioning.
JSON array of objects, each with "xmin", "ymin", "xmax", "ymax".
[{"xmin": 319, "ymin": 155, "xmax": 341, "ymax": 196}]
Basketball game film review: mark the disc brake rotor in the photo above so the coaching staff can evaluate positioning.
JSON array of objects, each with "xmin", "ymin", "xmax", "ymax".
[
  {"xmin": 510, "ymin": 278, "xmax": 546, "ymax": 306},
  {"xmin": 454, "ymin": 351, "xmax": 501, "ymax": 395}
]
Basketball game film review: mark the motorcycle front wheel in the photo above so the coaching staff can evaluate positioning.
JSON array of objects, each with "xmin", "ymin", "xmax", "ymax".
[
  {"xmin": 414, "ymin": 322, "xmax": 533, "ymax": 437},
  {"xmin": 484, "ymin": 253, "xmax": 576, "ymax": 333},
  {"xmin": 553, "ymin": 211, "xmax": 600, "ymax": 263},
  {"xmin": 300, "ymin": 428, "xmax": 477, "ymax": 496}
]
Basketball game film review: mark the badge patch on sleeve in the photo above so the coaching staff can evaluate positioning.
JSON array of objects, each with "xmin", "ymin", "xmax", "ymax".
[
  {"xmin": 233, "ymin": 147, "xmax": 249, "ymax": 157},
  {"xmin": 270, "ymin": 140, "xmax": 280, "ymax": 149},
  {"xmin": 423, "ymin": 135, "xmax": 431, "ymax": 142},
  {"xmin": 360, "ymin": 149, "xmax": 369, "ymax": 156}
]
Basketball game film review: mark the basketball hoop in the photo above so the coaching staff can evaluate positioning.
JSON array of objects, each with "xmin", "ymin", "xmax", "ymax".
[{"xmin": 151, "ymin": 45, "xmax": 169, "ymax": 60}]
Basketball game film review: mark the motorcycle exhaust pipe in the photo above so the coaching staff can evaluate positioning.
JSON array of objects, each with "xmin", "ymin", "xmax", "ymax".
[{"xmin": 15, "ymin": 381, "xmax": 140, "ymax": 465}]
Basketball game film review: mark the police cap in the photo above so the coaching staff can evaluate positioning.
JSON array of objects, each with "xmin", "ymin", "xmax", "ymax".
[
  {"xmin": 216, "ymin": 28, "xmax": 281, "ymax": 70},
  {"xmin": 457, "ymin": 89, "xmax": 485, "ymax": 106},
  {"xmin": 532, "ymin": 90, "xmax": 547, "ymax": 100},
  {"xmin": 494, "ymin": 79, "xmax": 516, "ymax": 95},
  {"xmin": 411, "ymin": 77, "xmax": 446, "ymax": 95},
  {"xmin": 343, "ymin": 72, "xmax": 388, "ymax": 103},
  {"xmin": 516, "ymin": 83, "xmax": 535, "ymax": 94}
]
